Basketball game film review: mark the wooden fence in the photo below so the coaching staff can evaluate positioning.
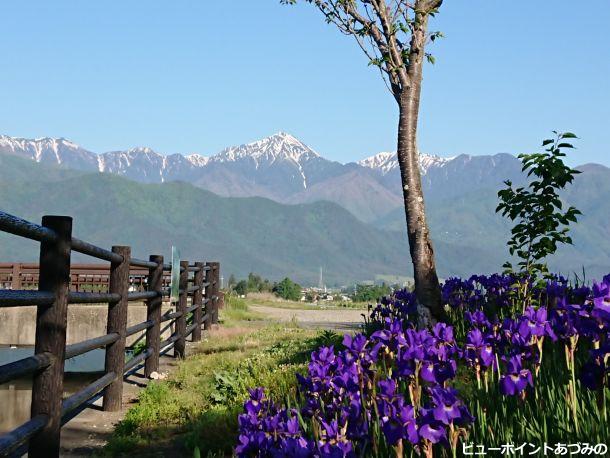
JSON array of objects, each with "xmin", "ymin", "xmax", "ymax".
[{"xmin": 0, "ymin": 211, "xmax": 220, "ymax": 457}]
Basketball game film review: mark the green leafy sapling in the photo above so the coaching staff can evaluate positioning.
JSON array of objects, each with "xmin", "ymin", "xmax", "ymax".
[{"xmin": 496, "ymin": 132, "xmax": 582, "ymax": 279}]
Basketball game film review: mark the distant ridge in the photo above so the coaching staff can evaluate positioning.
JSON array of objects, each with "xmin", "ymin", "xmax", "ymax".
[
  {"xmin": 0, "ymin": 133, "xmax": 606, "ymax": 227},
  {"xmin": 0, "ymin": 132, "xmax": 458, "ymax": 221},
  {"xmin": 0, "ymin": 138, "xmax": 608, "ymax": 281}
]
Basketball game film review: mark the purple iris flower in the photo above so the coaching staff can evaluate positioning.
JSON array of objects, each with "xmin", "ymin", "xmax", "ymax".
[
  {"xmin": 429, "ymin": 386, "xmax": 463, "ymax": 425},
  {"xmin": 591, "ymin": 281, "xmax": 610, "ymax": 323},
  {"xmin": 519, "ymin": 306, "xmax": 557, "ymax": 341},
  {"xmin": 465, "ymin": 310, "xmax": 492, "ymax": 329},
  {"xmin": 371, "ymin": 318, "xmax": 407, "ymax": 350},
  {"xmin": 463, "ymin": 328, "xmax": 495, "ymax": 368},
  {"xmin": 432, "ymin": 322, "xmax": 455, "ymax": 344},
  {"xmin": 381, "ymin": 400, "xmax": 419, "ymax": 445},
  {"xmin": 376, "ymin": 381, "xmax": 419, "ymax": 446},
  {"xmin": 417, "ymin": 409, "xmax": 448, "ymax": 445},
  {"xmin": 377, "ymin": 378, "xmax": 397, "ymax": 399},
  {"xmin": 243, "ymin": 387, "xmax": 265, "ymax": 416},
  {"xmin": 499, "ymin": 355, "xmax": 534, "ymax": 396},
  {"xmin": 420, "ymin": 359, "xmax": 457, "ymax": 385},
  {"xmin": 318, "ymin": 420, "xmax": 354, "ymax": 458}
]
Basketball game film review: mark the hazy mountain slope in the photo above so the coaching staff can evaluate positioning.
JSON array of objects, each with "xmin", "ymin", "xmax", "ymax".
[
  {"xmin": 0, "ymin": 155, "xmax": 416, "ymax": 284},
  {"xmin": 4, "ymin": 133, "xmax": 507, "ymax": 223},
  {"xmin": 1, "ymin": 135, "xmax": 608, "ymax": 280},
  {"xmin": 378, "ymin": 163, "xmax": 610, "ymax": 279},
  {"xmin": 286, "ymin": 165, "xmax": 403, "ymax": 222}
]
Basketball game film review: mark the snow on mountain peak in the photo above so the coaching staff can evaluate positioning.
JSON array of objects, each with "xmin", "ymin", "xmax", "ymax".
[
  {"xmin": 0, "ymin": 134, "xmax": 88, "ymax": 164},
  {"xmin": 125, "ymin": 146, "xmax": 158, "ymax": 156},
  {"xmin": 358, "ymin": 151, "xmax": 452, "ymax": 175},
  {"xmin": 186, "ymin": 153, "xmax": 210, "ymax": 167},
  {"xmin": 357, "ymin": 152, "xmax": 397, "ymax": 175},
  {"xmin": 215, "ymin": 132, "xmax": 320, "ymax": 165}
]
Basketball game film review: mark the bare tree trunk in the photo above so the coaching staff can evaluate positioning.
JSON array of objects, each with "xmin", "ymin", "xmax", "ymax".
[{"xmin": 396, "ymin": 10, "xmax": 443, "ymax": 319}]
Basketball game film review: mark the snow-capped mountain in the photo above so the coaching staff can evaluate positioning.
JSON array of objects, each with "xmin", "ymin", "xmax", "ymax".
[
  {"xmin": 0, "ymin": 132, "xmax": 333, "ymax": 189},
  {"xmin": 0, "ymin": 132, "xmax": 523, "ymax": 222},
  {"xmin": 358, "ymin": 151, "xmax": 452, "ymax": 175},
  {"xmin": 0, "ymin": 135, "xmax": 97, "ymax": 170}
]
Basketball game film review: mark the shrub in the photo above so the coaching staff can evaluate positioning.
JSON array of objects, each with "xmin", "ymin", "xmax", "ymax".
[
  {"xmin": 497, "ymin": 132, "xmax": 581, "ymax": 278},
  {"xmin": 273, "ymin": 277, "xmax": 302, "ymax": 301}
]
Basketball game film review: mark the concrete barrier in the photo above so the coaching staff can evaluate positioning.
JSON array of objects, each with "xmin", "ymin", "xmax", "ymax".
[{"xmin": 0, "ymin": 304, "xmax": 174, "ymax": 347}]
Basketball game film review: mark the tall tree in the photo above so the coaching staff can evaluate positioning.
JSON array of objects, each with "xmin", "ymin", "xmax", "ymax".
[{"xmin": 284, "ymin": 0, "xmax": 444, "ymax": 318}]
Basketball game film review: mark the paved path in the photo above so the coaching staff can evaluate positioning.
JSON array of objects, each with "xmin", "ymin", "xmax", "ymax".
[{"xmin": 250, "ymin": 305, "xmax": 365, "ymax": 332}]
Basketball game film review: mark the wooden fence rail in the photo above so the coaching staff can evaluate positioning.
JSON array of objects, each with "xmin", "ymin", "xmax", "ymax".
[{"xmin": 0, "ymin": 210, "xmax": 220, "ymax": 457}]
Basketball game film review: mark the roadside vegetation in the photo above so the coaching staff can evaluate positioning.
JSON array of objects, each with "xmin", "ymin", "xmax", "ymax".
[{"xmin": 103, "ymin": 296, "xmax": 343, "ymax": 457}]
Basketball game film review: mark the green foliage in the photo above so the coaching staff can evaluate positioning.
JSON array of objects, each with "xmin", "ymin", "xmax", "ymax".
[
  {"xmin": 220, "ymin": 294, "xmax": 261, "ymax": 324},
  {"xmin": 247, "ymin": 272, "xmax": 273, "ymax": 293},
  {"xmin": 104, "ymin": 325, "xmax": 326, "ymax": 456},
  {"xmin": 272, "ymin": 277, "xmax": 302, "ymax": 301},
  {"xmin": 456, "ymin": 339, "xmax": 610, "ymax": 445},
  {"xmin": 353, "ymin": 283, "xmax": 391, "ymax": 303},
  {"xmin": 233, "ymin": 280, "xmax": 248, "ymax": 296},
  {"xmin": 496, "ymin": 132, "xmax": 581, "ymax": 277}
]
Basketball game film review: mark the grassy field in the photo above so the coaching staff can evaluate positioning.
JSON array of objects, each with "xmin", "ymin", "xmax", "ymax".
[{"xmin": 103, "ymin": 296, "xmax": 343, "ymax": 457}]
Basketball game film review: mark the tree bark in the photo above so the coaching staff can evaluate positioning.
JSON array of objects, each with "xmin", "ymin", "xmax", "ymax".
[{"xmin": 395, "ymin": 10, "xmax": 443, "ymax": 319}]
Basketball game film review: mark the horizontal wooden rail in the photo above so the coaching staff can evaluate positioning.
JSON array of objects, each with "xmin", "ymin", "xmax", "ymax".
[
  {"xmin": 129, "ymin": 258, "xmax": 159, "ymax": 269},
  {"xmin": 159, "ymin": 334, "xmax": 180, "ymax": 350},
  {"xmin": 186, "ymin": 302, "xmax": 201, "ymax": 313},
  {"xmin": 126, "ymin": 320, "xmax": 153, "ymax": 337},
  {"xmin": 0, "ymin": 290, "xmax": 55, "ymax": 307},
  {"xmin": 0, "ymin": 210, "xmax": 221, "ymax": 457},
  {"xmin": 0, "ymin": 414, "xmax": 49, "ymax": 456},
  {"xmin": 128, "ymin": 291, "xmax": 159, "ymax": 301},
  {"xmin": 0, "ymin": 353, "xmax": 54, "ymax": 385},
  {"xmin": 162, "ymin": 310, "xmax": 183, "ymax": 321},
  {"xmin": 0, "ymin": 211, "xmax": 57, "ymax": 244},
  {"xmin": 71, "ymin": 237, "xmax": 123, "ymax": 263},
  {"xmin": 68, "ymin": 291, "xmax": 121, "ymax": 304},
  {"xmin": 61, "ymin": 372, "xmax": 116, "ymax": 422},
  {"xmin": 65, "ymin": 333, "xmax": 119, "ymax": 360},
  {"xmin": 124, "ymin": 348, "xmax": 153, "ymax": 373}
]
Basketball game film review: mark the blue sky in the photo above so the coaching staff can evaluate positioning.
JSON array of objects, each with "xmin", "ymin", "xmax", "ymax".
[{"xmin": 0, "ymin": 1, "xmax": 608, "ymax": 166}]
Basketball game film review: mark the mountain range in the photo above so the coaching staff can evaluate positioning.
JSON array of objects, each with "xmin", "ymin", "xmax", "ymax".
[
  {"xmin": 0, "ymin": 132, "xmax": 608, "ymax": 283},
  {"xmin": 0, "ymin": 132, "xmax": 451, "ymax": 222}
]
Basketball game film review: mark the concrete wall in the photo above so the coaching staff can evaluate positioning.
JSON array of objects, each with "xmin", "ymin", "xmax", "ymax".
[{"xmin": 0, "ymin": 304, "xmax": 173, "ymax": 347}]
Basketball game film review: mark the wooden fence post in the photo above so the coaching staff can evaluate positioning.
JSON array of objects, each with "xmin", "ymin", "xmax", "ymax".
[
  {"xmin": 174, "ymin": 260, "xmax": 188, "ymax": 358},
  {"xmin": 11, "ymin": 263, "xmax": 21, "ymax": 290},
  {"xmin": 103, "ymin": 246, "xmax": 131, "ymax": 411},
  {"xmin": 203, "ymin": 262, "xmax": 213, "ymax": 331},
  {"xmin": 211, "ymin": 262, "xmax": 220, "ymax": 325},
  {"xmin": 144, "ymin": 255, "xmax": 163, "ymax": 378},
  {"xmin": 29, "ymin": 215, "xmax": 72, "ymax": 458},
  {"xmin": 192, "ymin": 262, "xmax": 204, "ymax": 342}
]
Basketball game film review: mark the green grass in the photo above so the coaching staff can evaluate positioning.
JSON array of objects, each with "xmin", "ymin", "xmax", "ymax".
[
  {"xmin": 103, "ymin": 299, "xmax": 341, "ymax": 457},
  {"xmin": 220, "ymin": 294, "xmax": 265, "ymax": 324}
]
